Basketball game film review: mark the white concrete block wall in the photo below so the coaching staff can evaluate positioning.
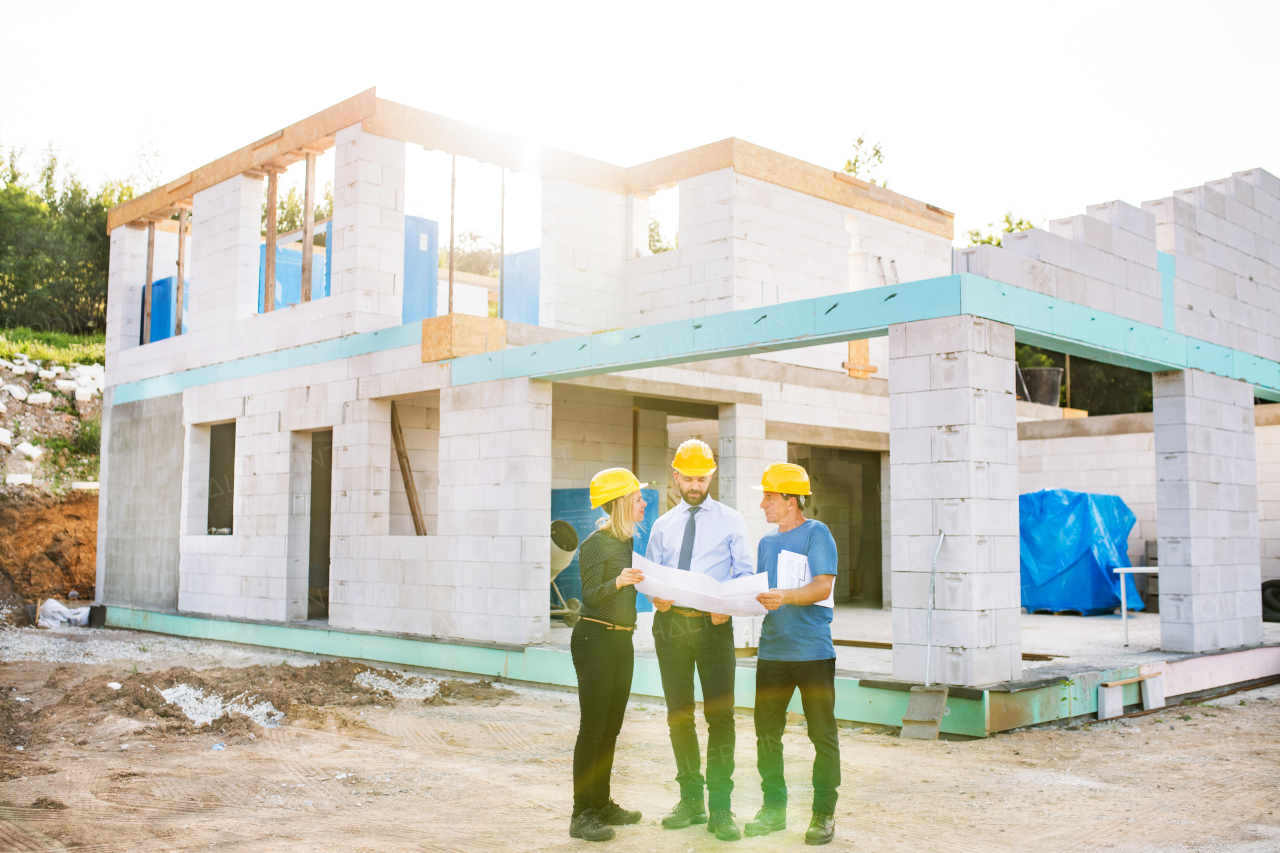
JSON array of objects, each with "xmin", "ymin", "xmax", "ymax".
[
  {"xmin": 388, "ymin": 402, "xmax": 439, "ymax": 536},
  {"xmin": 105, "ymin": 226, "xmax": 147, "ymax": 356},
  {"xmin": 284, "ymin": 430, "xmax": 311, "ymax": 621},
  {"xmin": 1018, "ymin": 431, "xmax": 1158, "ymax": 565},
  {"xmin": 718, "ymin": 402, "xmax": 778, "ymax": 544},
  {"xmin": 1143, "ymin": 169, "xmax": 1280, "ymax": 361},
  {"xmin": 1260, "ymin": 423, "xmax": 1280, "ymax": 582},
  {"xmin": 1153, "ymin": 369, "xmax": 1262, "ymax": 653},
  {"xmin": 331, "ymin": 124, "xmax": 406, "ymax": 331},
  {"xmin": 188, "ymin": 173, "xmax": 264, "ymax": 335},
  {"xmin": 541, "ymin": 178, "xmax": 628, "ymax": 333},
  {"xmin": 551, "ymin": 386, "xmax": 667, "ymax": 494},
  {"xmin": 888, "ymin": 315, "xmax": 1020, "ymax": 687},
  {"xmin": 435, "ymin": 378, "xmax": 552, "ymax": 644}
]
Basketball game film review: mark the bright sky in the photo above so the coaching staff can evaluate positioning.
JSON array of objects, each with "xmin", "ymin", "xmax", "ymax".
[{"xmin": 3, "ymin": 1, "xmax": 1277, "ymax": 245}]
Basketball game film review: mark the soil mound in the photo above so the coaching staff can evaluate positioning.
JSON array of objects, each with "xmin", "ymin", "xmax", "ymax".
[
  {"xmin": 0, "ymin": 489, "xmax": 97, "ymax": 602},
  {"xmin": 426, "ymin": 679, "xmax": 516, "ymax": 705}
]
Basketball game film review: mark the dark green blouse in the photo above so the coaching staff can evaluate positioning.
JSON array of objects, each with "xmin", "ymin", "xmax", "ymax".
[{"xmin": 578, "ymin": 529, "xmax": 638, "ymax": 628}]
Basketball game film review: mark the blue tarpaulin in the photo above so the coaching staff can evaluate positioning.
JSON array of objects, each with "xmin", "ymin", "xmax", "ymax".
[{"xmin": 1019, "ymin": 489, "xmax": 1143, "ymax": 616}]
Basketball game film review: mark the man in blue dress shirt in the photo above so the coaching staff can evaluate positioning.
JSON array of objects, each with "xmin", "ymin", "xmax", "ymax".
[{"xmin": 645, "ymin": 439, "xmax": 754, "ymax": 841}]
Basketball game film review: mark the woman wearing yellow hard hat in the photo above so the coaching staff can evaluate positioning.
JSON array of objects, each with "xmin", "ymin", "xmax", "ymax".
[{"xmin": 569, "ymin": 467, "xmax": 648, "ymax": 842}]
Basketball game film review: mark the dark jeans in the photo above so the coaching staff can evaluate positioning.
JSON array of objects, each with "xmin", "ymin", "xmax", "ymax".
[
  {"xmin": 754, "ymin": 657, "xmax": 840, "ymax": 814},
  {"xmin": 653, "ymin": 610, "xmax": 737, "ymax": 810},
  {"xmin": 571, "ymin": 620, "xmax": 635, "ymax": 816}
]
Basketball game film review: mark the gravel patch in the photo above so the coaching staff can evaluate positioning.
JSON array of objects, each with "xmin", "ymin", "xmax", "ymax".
[
  {"xmin": 0, "ymin": 625, "xmax": 314, "ymax": 667},
  {"xmin": 353, "ymin": 669, "xmax": 440, "ymax": 700},
  {"xmin": 157, "ymin": 683, "xmax": 285, "ymax": 728}
]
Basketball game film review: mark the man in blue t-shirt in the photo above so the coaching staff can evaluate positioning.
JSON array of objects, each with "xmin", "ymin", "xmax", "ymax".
[{"xmin": 744, "ymin": 462, "xmax": 840, "ymax": 846}]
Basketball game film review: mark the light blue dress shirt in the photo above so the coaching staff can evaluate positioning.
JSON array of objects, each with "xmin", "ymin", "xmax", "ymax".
[{"xmin": 645, "ymin": 497, "xmax": 755, "ymax": 581}]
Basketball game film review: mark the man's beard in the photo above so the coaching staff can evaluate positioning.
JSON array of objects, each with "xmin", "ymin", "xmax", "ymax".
[{"xmin": 681, "ymin": 487, "xmax": 708, "ymax": 507}]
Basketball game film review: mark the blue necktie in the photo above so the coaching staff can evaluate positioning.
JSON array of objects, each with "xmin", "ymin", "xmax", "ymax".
[{"xmin": 677, "ymin": 506, "xmax": 700, "ymax": 572}]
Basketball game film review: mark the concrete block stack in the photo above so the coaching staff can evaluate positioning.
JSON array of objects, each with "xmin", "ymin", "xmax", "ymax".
[
  {"xmin": 433, "ymin": 378, "xmax": 552, "ymax": 644},
  {"xmin": 955, "ymin": 200, "xmax": 1162, "ymax": 328},
  {"xmin": 189, "ymin": 174, "xmax": 264, "ymax": 335},
  {"xmin": 717, "ymin": 401, "xmax": 784, "ymax": 543},
  {"xmin": 1143, "ymin": 169, "xmax": 1280, "ymax": 360},
  {"xmin": 330, "ymin": 124, "xmax": 406, "ymax": 332},
  {"xmin": 105, "ymin": 225, "xmax": 147, "ymax": 356},
  {"xmin": 847, "ymin": 209, "xmax": 952, "ymax": 292},
  {"xmin": 540, "ymin": 179, "xmax": 628, "ymax": 333},
  {"xmin": 1153, "ymin": 369, "xmax": 1261, "ymax": 652},
  {"xmin": 888, "ymin": 316, "xmax": 1020, "ymax": 686}
]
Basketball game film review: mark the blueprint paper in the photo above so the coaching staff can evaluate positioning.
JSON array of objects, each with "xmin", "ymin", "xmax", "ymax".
[
  {"xmin": 633, "ymin": 554, "xmax": 769, "ymax": 617},
  {"xmin": 777, "ymin": 549, "xmax": 834, "ymax": 608}
]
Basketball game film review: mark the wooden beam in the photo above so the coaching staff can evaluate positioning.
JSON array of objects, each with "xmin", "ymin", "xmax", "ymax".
[
  {"xmin": 174, "ymin": 208, "xmax": 187, "ymax": 336},
  {"xmin": 845, "ymin": 339, "xmax": 878, "ymax": 379},
  {"xmin": 143, "ymin": 222, "xmax": 155, "ymax": 344},
  {"xmin": 107, "ymin": 89, "xmax": 376, "ymax": 232},
  {"xmin": 300, "ymin": 151, "xmax": 316, "ymax": 302},
  {"xmin": 390, "ymin": 402, "xmax": 427, "ymax": 536},
  {"xmin": 264, "ymin": 170, "xmax": 278, "ymax": 313}
]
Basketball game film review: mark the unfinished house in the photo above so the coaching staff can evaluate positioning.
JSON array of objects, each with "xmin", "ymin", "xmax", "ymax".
[{"xmin": 99, "ymin": 89, "xmax": 1280, "ymax": 736}]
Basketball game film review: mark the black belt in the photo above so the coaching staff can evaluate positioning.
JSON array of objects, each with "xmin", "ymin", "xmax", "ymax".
[{"xmin": 668, "ymin": 606, "xmax": 708, "ymax": 617}]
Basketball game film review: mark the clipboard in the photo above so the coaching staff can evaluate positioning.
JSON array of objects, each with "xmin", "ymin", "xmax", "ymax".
[{"xmin": 777, "ymin": 549, "xmax": 834, "ymax": 609}]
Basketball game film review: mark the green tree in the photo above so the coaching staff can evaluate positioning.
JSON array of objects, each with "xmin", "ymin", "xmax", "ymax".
[
  {"xmin": 842, "ymin": 135, "xmax": 886, "ymax": 187},
  {"xmin": 648, "ymin": 215, "xmax": 676, "ymax": 254},
  {"xmin": 440, "ymin": 230, "xmax": 501, "ymax": 276},
  {"xmin": 0, "ymin": 145, "xmax": 126, "ymax": 332},
  {"xmin": 966, "ymin": 211, "xmax": 1035, "ymax": 247},
  {"xmin": 261, "ymin": 180, "xmax": 333, "ymax": 245}
]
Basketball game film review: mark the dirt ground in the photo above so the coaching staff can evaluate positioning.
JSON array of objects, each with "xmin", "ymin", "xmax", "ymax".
[{"xmin": 0, "ymin": 629, "xmax": 1278, "ymax": 852}]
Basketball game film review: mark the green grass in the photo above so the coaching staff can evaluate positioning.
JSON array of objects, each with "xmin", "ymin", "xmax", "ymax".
[{"xmin": 0, "ymin": 327, "xmax": 106, "ymax": 366}]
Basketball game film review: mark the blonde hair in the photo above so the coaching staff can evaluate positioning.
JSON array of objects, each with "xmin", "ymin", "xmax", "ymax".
[{"xmin": 597, "ymin": 493, "xmax": 640, "ymax": 541}]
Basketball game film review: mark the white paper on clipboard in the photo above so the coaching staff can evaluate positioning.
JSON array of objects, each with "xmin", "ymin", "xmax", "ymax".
[{"xmin": 776, "ymin": 549, "xmax": 834, "ymax": 608}]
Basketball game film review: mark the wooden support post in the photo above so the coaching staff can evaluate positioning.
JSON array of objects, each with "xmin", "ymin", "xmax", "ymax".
[
  {"xmin": 300, "ymin": 151, "xmax": 316, "ymax": 302},
  {"xmin": 174, "ymin": 207, "xmax": 188, "ymax": 337},
  {"xmin": 264, "ymin": 170, "xmax": 278, "ymax": 312},
  {"xmin": 448, "ymin": 153, "xmax": 456, "ymax": 316},
  {"xmin": 143, "ymin": 222, "xmax": 155, "ymax": 344},
  {"xmin": 390, "ymin": 402, "xmax": 427, "ymax": 536}
]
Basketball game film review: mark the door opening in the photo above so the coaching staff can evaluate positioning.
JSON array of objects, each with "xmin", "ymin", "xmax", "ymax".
[{"xmin": 308, "ymin": 430, "xmax": 333, "ymax": 620}]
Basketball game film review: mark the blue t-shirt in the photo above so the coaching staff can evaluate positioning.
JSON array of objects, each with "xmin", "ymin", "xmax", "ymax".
[{"xmin": 757, "ymin": 519, "xmax": 839, "ymax": 662}]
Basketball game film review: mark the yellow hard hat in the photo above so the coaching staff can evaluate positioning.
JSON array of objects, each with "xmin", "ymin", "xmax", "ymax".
[
  {"xmin": 672, "ymin": 439, "xmax": 717, "ymax": 477},
  {"xmin": 590, "ymin": 467, "xmax": 648, "ymax": 509},
  {"xmin": 752, "ymin": 462, "xmax": 811, "ymax": 496}
]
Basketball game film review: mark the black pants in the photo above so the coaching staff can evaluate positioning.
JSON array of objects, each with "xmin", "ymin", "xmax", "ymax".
[
  {"xmin": 653, "ymin": 610, "xmax": 737, "ymax": 810},
  {"xmin": 754, "ymin": 657, "xmax": 840, "ymax": 815},
  {"xmin": 571, "ymin": 620, "xmax": 635, "ymax": 816}
]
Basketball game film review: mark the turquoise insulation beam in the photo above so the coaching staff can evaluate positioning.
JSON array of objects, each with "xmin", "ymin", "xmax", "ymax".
[
  {"xmin": 106, "ymin": 607, "xmax": 989, "ymax": 737},
  {"xmin": 454, "ymin": 274, "xmax": 1280, "ymax": 398},
  {"xmin": 111, "ymin": 273, "xmax": 1280, "ymax": 404},
  {"xmin": 112, "ymin": 321, "xmax": 423, "ymax": 405},
  {"xmin": 1158, "ymin": 251, "xmax": 1176, "ymax": 330}
]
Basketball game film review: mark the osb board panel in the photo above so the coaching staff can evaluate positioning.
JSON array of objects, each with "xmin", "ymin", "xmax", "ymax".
[
  {"xmin": 107, "ymin": 89, "xmax": 378, "ymax": 232},
  {"xmin": 422, "ymin": 314, "xmax": 507, "ymax": 363},
  {"xmin": 365, "ymin": 99, "xmax": 628, "ymax": 192}
]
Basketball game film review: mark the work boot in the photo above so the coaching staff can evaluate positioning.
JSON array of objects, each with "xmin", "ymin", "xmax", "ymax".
[
  {"xmin": 706, "ymin": 809, "xmax": 741, "ymax": 841},
  {"xmin": 804, "ymin": 811, "xmax": 835, "ymax": 845},
  {"xmin": 744, "ymin": 806, "xmax": 786, "ymax": 837},
  {"xmin": 661, "ymin": 797, "xmax": 707, "ymax": 829},
  {"xmin": 596, "ymin": 799, "xmax": 642, "ymax": 825},
  {"xmin": 569, "ymin": 809, "xmax": 615, "ymax": 842}
]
